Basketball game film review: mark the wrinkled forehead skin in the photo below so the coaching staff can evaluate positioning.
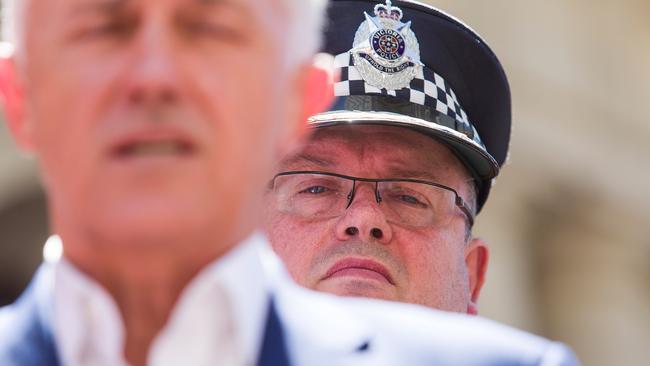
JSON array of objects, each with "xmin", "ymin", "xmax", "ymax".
[
  {"xmin": 286, "ymin": 125, "xmax": 474, "ymax": 186},
  {"xmin": 20, "ymin": 0, "xmax": 288, "ymax": 48},
  {"xmin": 7, "ymin": 0, "xmax": 321, "ymax": 68}
]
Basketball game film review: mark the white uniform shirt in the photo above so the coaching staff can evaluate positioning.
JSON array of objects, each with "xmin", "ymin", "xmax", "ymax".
[{"xmin": 47, "ymin": 233, "xmax": 271, "ymax": 366}]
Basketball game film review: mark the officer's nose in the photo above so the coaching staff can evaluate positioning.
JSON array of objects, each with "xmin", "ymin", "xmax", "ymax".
[
  {"xmin": 335, "ymin": 183, "xmax": 393, "ymax": 244},
  {"xmin": 125, "ymin": 22, "xmax": 181, "ymax": 106}
]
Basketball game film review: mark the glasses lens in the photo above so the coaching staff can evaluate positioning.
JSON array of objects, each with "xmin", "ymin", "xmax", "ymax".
[
  {"xmin": 272, "ymin": 173, "xmax": 352, "ymax": 218},
  {"xmin": 378, "ymin": 181, "xmax": 456, "ymax": 227}
]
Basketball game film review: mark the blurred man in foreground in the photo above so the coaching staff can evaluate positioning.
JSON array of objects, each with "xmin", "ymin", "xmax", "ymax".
[
  {"xmin": 266, "ymin": 0, "xmax": 504, "ymax": 314},
  {"xmin": 0, "ymin": 0, "xmax": 579, "ymax": 365},
  {"xmin": 0, "ymin": 0, "xmax": 332, "ymax": 364}
]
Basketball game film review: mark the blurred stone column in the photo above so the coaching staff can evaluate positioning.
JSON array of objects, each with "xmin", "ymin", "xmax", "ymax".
[
  {"xmin": 476, "ymin": 171, "xmax": 544, "ymax": 333},
  {"xmin": 529, "ymin": 186, "xmax": 650, "ymax": 366}
]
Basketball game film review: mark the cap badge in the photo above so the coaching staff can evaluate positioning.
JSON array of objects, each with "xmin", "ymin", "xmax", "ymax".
[{"xmin": 350, "ymin": 0, "xmax": 422, "ymax": 90}]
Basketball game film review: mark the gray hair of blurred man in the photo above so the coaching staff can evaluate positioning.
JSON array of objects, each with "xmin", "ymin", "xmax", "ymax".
[{"xmin": 1, "ymin": 0, "xmax": 328, "ymax": 65}]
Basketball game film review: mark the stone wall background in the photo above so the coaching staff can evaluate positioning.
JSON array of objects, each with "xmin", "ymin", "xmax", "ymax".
[
  {"xmin": 422, "ymin": 1, "xmax": 650, "ymax": 364},
  {"xmin": 1, "ymin": 1, "xmax": 648, "ymax": 365}
]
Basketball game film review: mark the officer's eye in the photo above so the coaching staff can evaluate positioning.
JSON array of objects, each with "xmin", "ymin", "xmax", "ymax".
[
  {"xmin": 387, "ymin": 191, "xmax": 429, "ymax": 208},
  {"xmin": 299, "ymin": 186, "xmax": 328, "ymax": 195},
  {"xmin": 292, "ymin": 176, "xmax": 344, "ymax": 198},
  {"xmin": 400, "ymin": 195, "xmax": 426, "ymax": 206}
]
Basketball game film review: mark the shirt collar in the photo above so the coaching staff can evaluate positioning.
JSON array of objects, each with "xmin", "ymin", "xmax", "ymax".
[
  {"xmin": 199, "ymin": 231, "xmax": 271, "ymax": 363},
  {"xmin": 49, "ymin": 232, "xmax": 271, "ymax": 366}
]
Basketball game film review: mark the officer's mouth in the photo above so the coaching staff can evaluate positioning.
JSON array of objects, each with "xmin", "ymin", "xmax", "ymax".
[{"xmin": 322, "ymin": 258, "xmax": 395, "ymax": 285}]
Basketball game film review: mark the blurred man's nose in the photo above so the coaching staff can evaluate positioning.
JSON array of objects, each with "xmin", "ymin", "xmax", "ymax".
[
  {"xmin": 126, "ymin": 21, "xmax": 181, "ymax": 106},
  {"xmin": 335, "ymin": 183, "xmax": 393, "ymax": 244}
]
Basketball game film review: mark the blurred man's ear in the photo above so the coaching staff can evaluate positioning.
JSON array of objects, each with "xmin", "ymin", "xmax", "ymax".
[
  {"xmin": 278, "ymin": 53, "xmax": 336, "ymax": 159},
  {"xmin": 465, "ymin": 237, "xmax": 489, "ymax": 315},
  {"xmin": 0, "ymin": 54, "xmax": 32, "ymax": 151},
  {"xmin": 302, "ymin": 53, "xmax": 336, "ymax": 124}
]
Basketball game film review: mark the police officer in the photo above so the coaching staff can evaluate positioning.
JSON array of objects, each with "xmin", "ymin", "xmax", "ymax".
[{"xmin": 266, "ymin": 0, "xmax": 510, "ymax": 315}]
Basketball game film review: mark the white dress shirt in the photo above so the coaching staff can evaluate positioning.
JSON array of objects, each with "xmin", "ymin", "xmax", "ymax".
[{"xmin": 46, "ymin": 232, "xmax": 271, "ymax": 366}]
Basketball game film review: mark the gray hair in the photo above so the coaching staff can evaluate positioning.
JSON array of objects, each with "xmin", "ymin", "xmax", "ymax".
[
  {"xmin": 284, "ymin": 0, "xmax": 329, "ymax": 65},
  {"xmin": 1, "ymin": 0, "xmax": 328, "ymax": 64}
]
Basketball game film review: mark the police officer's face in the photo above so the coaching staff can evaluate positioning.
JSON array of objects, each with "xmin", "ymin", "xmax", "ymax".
[
  {"xmin": 265, "ymin": 125, "xmax": 488, "ymax": 313},
  {"xmin": 11, "ymin": 0, "xmax": 305, "ymax": 247}
]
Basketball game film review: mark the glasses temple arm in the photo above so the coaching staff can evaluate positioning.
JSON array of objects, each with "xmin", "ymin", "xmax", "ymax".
[
  {"xmin": 456, "ymin": 196, "xmax": 475, "ymax": 227},
  {"xmin": 374, "ymin": 181, "xmax": 383, "ymax": 203},
  {"xmin": 345, "ymin": 180, "xmax": 357, "ymax": 209}
]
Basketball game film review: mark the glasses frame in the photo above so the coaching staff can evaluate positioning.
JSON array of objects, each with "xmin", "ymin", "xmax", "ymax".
[{"xmin": 271, "ymin": 170, "xmax": 475, "ymax": 227}]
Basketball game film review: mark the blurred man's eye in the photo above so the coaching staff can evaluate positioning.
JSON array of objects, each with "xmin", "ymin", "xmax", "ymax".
[
  {"xmin": 180, "ymin": 19, "xmax": 246, "ymax": 43},
  {"xmin": 87, "ymin": 20, "xmax": 134, "ymax": 38},
  {"xmin": 71, "ymin": 16, "xmax": 137, "ymax": 41}
]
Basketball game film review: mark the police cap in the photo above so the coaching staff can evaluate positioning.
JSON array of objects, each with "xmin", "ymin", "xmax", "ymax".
[{"xmin": 310, "ymin": 0, "xmax": 511, "ymax": 212}]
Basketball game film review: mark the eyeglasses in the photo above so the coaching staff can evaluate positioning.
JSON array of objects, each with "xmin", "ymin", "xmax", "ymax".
[{"xmin": 269, "ymin": 171, "xmax": 474, "ymax": 228}]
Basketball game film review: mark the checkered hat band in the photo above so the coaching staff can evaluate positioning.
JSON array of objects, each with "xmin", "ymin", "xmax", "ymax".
[
  {"xmin": 332, "ymin": 52, "xmax": 483, "ymax": 147},
  {"xmin": 330, "ymin": 95, "xmax": 477, "ymax": 141}
]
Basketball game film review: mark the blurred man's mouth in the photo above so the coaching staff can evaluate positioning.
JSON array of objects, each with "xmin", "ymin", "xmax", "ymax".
[
  {"xmin": 115, "ymin": 140, "xmax": 194, "ymax": 157},
  {"xmin": 110, "ymin": 129, "xmax": 197, "ymax": 160},
  {"xmin": 322, "ymin": 258, "xmax": 394, "ymax": 285}
]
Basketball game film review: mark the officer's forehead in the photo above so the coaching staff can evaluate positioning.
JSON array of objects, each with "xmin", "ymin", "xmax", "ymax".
[
  {"xmin": 283, "ymin": 125, "xmax": 470, "ymax": 181},
  {"xmin": 310, "ymin": 124, "xmax": 445, "ymax": 152}
]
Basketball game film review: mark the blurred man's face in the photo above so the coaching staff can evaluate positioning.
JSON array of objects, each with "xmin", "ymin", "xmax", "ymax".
[
  {"xmin": 265, "ymin": 125, "xmax": 488, "ymax": 313},
  {"xmin": 15, "ymin": 0, "xmax": 304, "ymax": 247}
]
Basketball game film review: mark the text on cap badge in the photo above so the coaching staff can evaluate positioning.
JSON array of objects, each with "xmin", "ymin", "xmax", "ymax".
[{"xmin": 350, "ymin": 0, "xmax": 423, "ymax": 90}]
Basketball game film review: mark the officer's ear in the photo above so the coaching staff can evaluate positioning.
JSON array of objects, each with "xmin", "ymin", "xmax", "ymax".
[
  {"xmin": 0, "ymin": 54, "xmax": 33, "ymax": 151},
  {"xmin": 278, "ymin": 53, "xmax": 336, "ymax": 158},
  {"xmin": 465, "ymin": 237, "xmax": 489, "ymax": 315}
]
